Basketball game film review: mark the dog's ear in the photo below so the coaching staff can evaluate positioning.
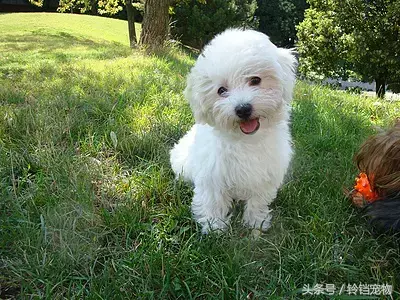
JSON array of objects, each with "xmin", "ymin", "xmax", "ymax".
[
  {"xmin": 277, "ymin": 48, "xmax": 297, "ymax": 103},
  {"xmin": 184, "ymin": 70, "xmax": 208, "ymax": 124}
]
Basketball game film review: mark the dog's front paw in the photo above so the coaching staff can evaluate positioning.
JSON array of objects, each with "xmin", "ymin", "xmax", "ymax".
[
  {"xmin": 243, "ymin": 203, "xmax": 272, "ymax": 232},
  {"xmin": 243, "ymin": 216, "xmax": 272, "ymax": 232},
  {"xmin": 199, "ymin": 217, "xmax": 228, "ymax": 234},
  {"xmin": 191, "ymin": 186, "xmax": 232, "ymax": 234}
]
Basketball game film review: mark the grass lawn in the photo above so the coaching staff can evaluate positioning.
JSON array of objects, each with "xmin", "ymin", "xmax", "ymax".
[{"xmin": 1, "ymin": 12, "xmax": 400, "ymax": 299}]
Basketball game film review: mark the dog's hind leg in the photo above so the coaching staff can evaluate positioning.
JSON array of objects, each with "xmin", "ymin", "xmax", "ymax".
[{"xmin": 169, "ymin": 128, "xmax": 196, "ymax": 182}]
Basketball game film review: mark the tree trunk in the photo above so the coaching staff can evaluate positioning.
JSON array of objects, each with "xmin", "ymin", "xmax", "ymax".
[
  {"xmin": 376, "ymin": 77, "xmax": 386, "ymax": 98},
  {"xmin": 91, "ymin": 0, "xmax": 98, "ymax": 15},
  {"xmin": 126, "ymin": 0, "xmax": 137, "ymax": 47},
  {"xmin": 139, "ymin": 0, "xmax": 170, "ymax": 51},
  {"xmin": 42, "ymin": 0, "xmax": 50, "ymax": 11}
]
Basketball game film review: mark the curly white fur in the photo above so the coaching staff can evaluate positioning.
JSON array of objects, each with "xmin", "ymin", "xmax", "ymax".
[{"xmin": 170, "ymin": 29, "xmax": 297, "ymax": 234}]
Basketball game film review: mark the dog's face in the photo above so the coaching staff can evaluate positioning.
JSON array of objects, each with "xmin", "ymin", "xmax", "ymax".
[{"xmin": 185, "ymin": 29, "xmax": 297, "ymax": 135}]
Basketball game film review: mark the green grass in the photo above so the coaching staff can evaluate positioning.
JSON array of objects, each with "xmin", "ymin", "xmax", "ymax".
[{"xmin": 1, "ymin": 12, "xmax": 400, "ymax": 299}]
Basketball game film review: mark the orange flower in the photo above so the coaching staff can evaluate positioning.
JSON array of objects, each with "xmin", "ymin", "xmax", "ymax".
[{"xmin": 354, "ymin": 173, "xmax": 379, "ymax": 202}]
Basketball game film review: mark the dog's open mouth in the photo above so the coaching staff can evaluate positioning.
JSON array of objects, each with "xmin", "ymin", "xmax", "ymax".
[{"xmin": 239, "ymin": 118, "xmax": 260, "ymax": 134}]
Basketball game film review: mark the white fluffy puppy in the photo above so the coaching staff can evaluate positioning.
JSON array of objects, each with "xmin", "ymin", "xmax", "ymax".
[{"xmin": 170, "ymin": 28, "xmax": 296, "ymax": 234}]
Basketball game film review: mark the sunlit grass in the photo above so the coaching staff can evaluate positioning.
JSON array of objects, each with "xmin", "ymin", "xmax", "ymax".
[
  {"xmin": 0, "ymin": 13, "xmax": 140, "ymax": 45},
  {"xmin": 1, "ymin": 12, "xmax": 399, "ymax": 299}
]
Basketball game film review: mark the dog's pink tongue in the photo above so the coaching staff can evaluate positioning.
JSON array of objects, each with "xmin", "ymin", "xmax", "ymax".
[{"xmin": 240, "ymin": 119, "xmax": 259, "ymax": 134}]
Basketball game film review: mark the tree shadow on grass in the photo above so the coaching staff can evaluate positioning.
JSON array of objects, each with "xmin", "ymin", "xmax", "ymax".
[
  {"xmin": 1, "ymin": 31, "xmax": 102, "ymax": 51},
  {"xmin": 0, "ymin": 31, "xmax": 132, "ymax": 71}
]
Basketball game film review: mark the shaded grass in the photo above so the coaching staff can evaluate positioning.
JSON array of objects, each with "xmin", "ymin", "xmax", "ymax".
[{"xmin": 1, "ymin": 12, "xmax": 400, "ymax": 299}]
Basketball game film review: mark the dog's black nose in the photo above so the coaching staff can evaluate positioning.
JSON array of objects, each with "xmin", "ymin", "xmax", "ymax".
[{"xmin": 235, "ymin": 103, "xmax": 253, "ymax": 119}]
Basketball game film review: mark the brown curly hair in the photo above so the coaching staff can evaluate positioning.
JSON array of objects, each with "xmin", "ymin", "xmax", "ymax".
[
  {"xmin": 355, "ymin": 120, "xmax": 400, "ymax": 199},
  {"xmin": 354, "ymin": 120, "xmax": 400, "ymax": 232}
]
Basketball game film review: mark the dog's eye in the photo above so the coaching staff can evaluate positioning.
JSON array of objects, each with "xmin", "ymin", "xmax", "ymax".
[
  {"xmin": 217, "ymin": 86, "xmax": 228, "ymax": 96},
  {"xmin": 249, "ymin": 77, "xmax": 261, "ymax": 86}
]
